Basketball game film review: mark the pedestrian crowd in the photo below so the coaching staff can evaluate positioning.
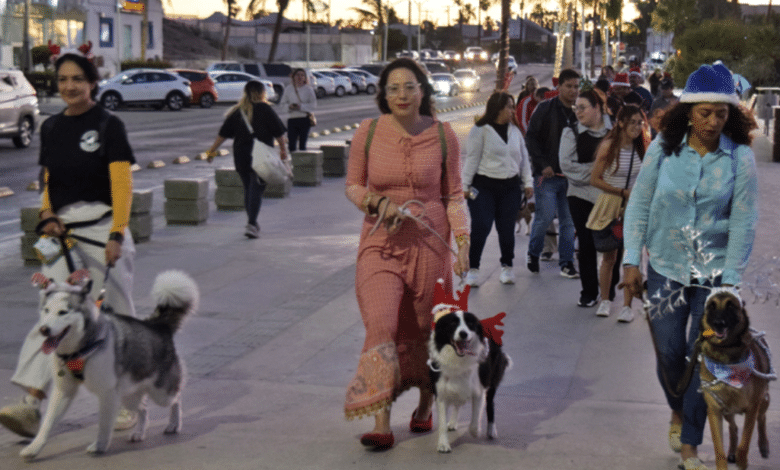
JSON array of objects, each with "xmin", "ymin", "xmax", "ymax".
[{"xmin": 0, "ymin": 51, "xmax": 760, "ymax": 470}]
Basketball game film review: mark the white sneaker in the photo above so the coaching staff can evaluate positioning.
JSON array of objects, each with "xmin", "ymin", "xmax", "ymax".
[
  {"xmin": 617, "ymin": 306, "xmax": 635, "ymax": 323},
  {"xmin": 499, "ymin": 266, "xmax": 515, "ymax": 284},
  {"xmin": 465, "ymin": 269, "xmax": 479, "ymax": 286},
  {"xmin": 114, "ymin": 408, "xmax": 138, "ymax": 431},
  {"xmin": 0, "ymin": 397, "xmax": 40, "ymax": 437},
  {"xmin": 596, "ymin": 300, "xmax": 612, "ymax": 317}
]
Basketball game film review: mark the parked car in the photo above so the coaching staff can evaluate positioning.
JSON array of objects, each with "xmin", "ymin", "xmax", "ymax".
[
  {"xmin": 311, "ymin": 72, "xmax": 336, "ymax": 97},
  {"xmin": 396, "ymin": 50, "xmax": 420, "ymax": 60},
  {"xmin": 0, "ymin": 69, "xmax": 39, "ymax": 148},
  {"xmin": 314, "ymin": 69, "xmax": 351, "ymax": 97},
  {"xmin": 430, "ymin": 73, "xmax": 459, "ymax": 96},
  {"xmin": 169, "ymin": 69, "xmax": 218, "ymax": 108},
  {"xmin": 206, "ymin": 62, "xmax": 293, "ymax": 102},
  {"xmin": 357, "ymin": 63, "xmax": 387, "ymax": 77},
  {"xmin": 208, "ymin": 71, "xmax": 276, "ymax": 103},
  {"xmin": 97, "ymin": 69, "xmax": 192, "ymax": 111},
  {"xmin": 342, "ymin": 68, "xmax": 378, "ymax": 94},
  {"xmin": 493, "ymin": 55, "xmax": 517, "ymax": 74},
  {"xmin": 443, "ymin": 50, "xmax": 461, "ymax": 62},
  {"xmin": 422, "ymin": 61, "xmax": 449, "ymax": 74},
  {"xmin": 452, "ymin": 68, "xmax": 481, "ymax": 92},
  {"xmin": 464, "ymin": 46, "xmax": 488, "ymax": 62},
  {"xmin": 330, "ymin": 69, "xmax": 367, "ymax": 94}
]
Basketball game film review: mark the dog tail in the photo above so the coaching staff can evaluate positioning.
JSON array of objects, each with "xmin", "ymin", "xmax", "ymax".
[{"xmin": 148, "ymin": 270, "xmax": 199, "ymax": 332}]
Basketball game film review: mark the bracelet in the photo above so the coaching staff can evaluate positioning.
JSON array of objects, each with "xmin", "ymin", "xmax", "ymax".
[
  {"xmin": 371, "ymin": 197, "xmax": 388, "ymax": 216},
  {"xmin": 361, "ymin": 192, "xmax": 375, "ymax": 214},
  {"xmin": 108, "ymin": 231, "xmax": 124, "ymax": 244},
  {"xmin": 455, "ymin": 234, "xmax": 470, "ymax": 248}
]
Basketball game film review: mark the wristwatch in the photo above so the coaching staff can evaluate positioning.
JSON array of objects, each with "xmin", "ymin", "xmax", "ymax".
[{"xmin": 108, "ymin": 231, "xmax": 124, "ymax": 244}]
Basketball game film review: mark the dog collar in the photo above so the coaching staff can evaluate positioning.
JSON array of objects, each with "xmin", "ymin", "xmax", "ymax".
[{"xmin": 57, "ymin": 328, "xmax": 108, "ymax": 380}]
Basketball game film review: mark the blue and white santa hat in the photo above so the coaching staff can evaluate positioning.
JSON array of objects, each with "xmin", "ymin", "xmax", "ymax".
[{"xmin": 679, "ymin": 62, "xmax": 739, "ymax": 106}]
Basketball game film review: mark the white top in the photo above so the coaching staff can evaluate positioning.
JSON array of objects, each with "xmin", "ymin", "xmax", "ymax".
[
  {"xmin": 462, "ymin": 123, "xmax": 533, "ymax": 192},
  {"xmin": 603, "ymin": 146, "xmax": 641, "ymax": 190},
  {"xmin": 278, "ymin": 84, "xmax": 317, "ymax": 120}
]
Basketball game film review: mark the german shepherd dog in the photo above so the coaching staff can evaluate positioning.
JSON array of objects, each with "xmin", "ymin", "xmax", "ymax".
[
  {"xmin": 678, "ymin": 290, "xmax": 775, "ymax": 470},
  {"xmin": 20, "ymin": 270, "xmax": 198, "ymax": 459}
]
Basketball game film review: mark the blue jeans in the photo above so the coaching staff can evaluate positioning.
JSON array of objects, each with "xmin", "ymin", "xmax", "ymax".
[
  {"xmin": 528, "ymin": 176, "xmax": 575, "ymax": 266},
  {"xmin": 647, "ymin": 263, "xmax": 712, "ymax": 447},
  {"xmin": 287, "ymin": 117, "xmax": 311, "ymax": 151},
  {"xmin": 467, "ymin": 174, "xmax": 522, "ymax": 269},
  {"xmin": 237, "ymin": 168, "xmax": 266, "ymax": 226}
]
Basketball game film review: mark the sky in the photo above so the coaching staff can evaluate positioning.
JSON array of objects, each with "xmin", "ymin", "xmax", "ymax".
[{"xmin": 165, "ymin": 0, "xmax": 769, "ymax": 25}]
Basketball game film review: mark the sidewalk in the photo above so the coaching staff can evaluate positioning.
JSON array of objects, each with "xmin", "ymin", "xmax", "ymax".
[{"xmin": 0, "ymin": 110, "xmax": 778, "ymax": 470}]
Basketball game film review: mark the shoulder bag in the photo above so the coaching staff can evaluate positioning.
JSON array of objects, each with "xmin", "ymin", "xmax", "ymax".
[
  {"xmin": 590, "ymin": 147, "xmax": 635, "ymax": 253},
  {"xmin": 293, "ymin": 85, "xmax": 316, "ymax": 127},
  {"xmin": 240, "ymin": 110, "xmax": 291, "ymax": 185}
]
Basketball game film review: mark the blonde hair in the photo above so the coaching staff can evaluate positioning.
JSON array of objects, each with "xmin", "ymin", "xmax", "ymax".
[{"xmin": 226, "ymin": 80, "xmax": 267, "ymax": 121}]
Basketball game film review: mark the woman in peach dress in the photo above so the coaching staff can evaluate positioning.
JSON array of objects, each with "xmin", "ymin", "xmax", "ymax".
[{"xmin": 344, "ymin": 58, "xmax": 470, "ymax": 449}]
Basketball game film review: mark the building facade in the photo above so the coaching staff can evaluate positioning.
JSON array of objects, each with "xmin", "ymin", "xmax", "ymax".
[{"xmin": 0, "ymin": 0, "xmax": 163, "ymax": 76}]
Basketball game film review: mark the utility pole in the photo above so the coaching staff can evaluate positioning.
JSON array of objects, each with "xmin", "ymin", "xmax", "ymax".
[
  {"xmin": 21, "ymin": 0, "xmax": 31, "ymax": 72},
  {"xmin": 408, "ymin": 0, "xmax": 412, "ymax": 51}
]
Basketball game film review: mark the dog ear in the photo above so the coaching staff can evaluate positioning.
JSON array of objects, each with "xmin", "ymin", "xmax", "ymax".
[{"xmin": 79, "ymin": 280, "xmax": 93, "ymax": 300}]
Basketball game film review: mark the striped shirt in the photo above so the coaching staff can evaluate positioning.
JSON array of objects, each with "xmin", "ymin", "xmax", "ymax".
[{"xmin": 603, "ymin": 146, "xmax": 641, "ymax": 191}]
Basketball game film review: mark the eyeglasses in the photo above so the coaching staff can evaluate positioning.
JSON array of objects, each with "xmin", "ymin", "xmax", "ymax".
[
  {"xmin": 385, "ymin": 83, "xmax": 421, "ymax": 97},
  {"xmin": 573, "ymin": 105, "xmax": 591, "ymax": 112}
]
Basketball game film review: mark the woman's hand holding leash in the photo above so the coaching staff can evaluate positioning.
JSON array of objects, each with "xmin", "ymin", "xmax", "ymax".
[
  {"xmin": 38, "ymin": 210, "xmax": 66, "ymax": 237},
  {"xmin": 620, "ymin": 265, "xmax": 644, "ymax": 300},
  {"xmin": 105, "ymin": 239, "xmax": 122, "ymax": 267}
]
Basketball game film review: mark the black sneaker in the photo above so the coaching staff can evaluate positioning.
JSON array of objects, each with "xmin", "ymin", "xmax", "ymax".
[
  {"xmin": 540, "ymin": 252, "xmax": 554, "ymax": 261},
  {"xmin": 560, "ymin": 262, "xmax": 579, "ymax": 279},
  {"xmin": 577, "ymin": 295, "xmax": 599, "ymax": 308},
  {"xmin": 527, "ymin": 254, "xmax": 539, "ymax": 274}
]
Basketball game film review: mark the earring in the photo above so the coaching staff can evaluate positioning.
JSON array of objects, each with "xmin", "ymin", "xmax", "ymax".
[{"xmin": 688, "ymin": 120, "xmax": 693, "ymax": 127}]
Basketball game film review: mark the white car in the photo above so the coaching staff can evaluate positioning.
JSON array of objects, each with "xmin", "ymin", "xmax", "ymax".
[
  {"xmin": 464, "ymin": 47, "xmax": 488, "ymax": 62},
  {"xmin": 493, "ymin": 55, "xmax": 517, "ymax": 74},
  {"xmin": 342, "ymin": 68, "xmax": 378, "ymax": 94},
  {"xmin": 311, "ymin": 72, "xmax": 336, "ymax": 98},
  {"xmin": 208, "ymin": 71, "xmax": 276, "ymax": 103},
  {"xmin": 431, "ymin": 73, "xmax": 459, "ymax": 97},
  {"xmin": 452, "ymin": 69, "xmax": 481, "ymax": 92},
  {"xmin": 313, "ymin": 70, "xmax": 352, "ymax": 97},
  {"xmin": 97, "ymin": 68, "xmax": 192, "ymax": 111},
  {"xmin": 330, "ymin": 69, "xmax": 367, "ymax": 94},
  {"xmin": 0, "ymin": 69, "xmax": 39, "ymax": 148}
]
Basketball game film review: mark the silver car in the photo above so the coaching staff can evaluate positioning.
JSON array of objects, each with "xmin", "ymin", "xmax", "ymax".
[
  {"xmin": 0, "ymin": 70, "xmax": 39, "ymax": 148},
  {"xmin": 314, "ymin": 70, "xmax": 351, "ymax": 97}
]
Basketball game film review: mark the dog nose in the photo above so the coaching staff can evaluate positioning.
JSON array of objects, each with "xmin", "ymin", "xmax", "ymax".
[
  {"xmin": 39, "ymin": 326, "xmax": 50, "ymax": 337},
  {"xmin": 458, "ymin": 331, "xmax": 468, "ymax": 340}
]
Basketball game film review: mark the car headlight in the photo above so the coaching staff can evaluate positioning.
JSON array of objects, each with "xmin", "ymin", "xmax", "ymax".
[{"xmin": 455, "ymin": 54, "xmax": 461, "ymax": 61}]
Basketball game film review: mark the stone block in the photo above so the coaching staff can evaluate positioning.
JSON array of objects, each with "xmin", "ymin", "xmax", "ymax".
[
  {"xmin": 264, "ymin": 177, "xmax": 292, "ymax": 198},
  {"xmin": 131, "ymin": 190, "xmax": 153, "ymax": 214},
  {"xmin": 291, "ymin": 150, "xmax": 323, "ymax": 167},
  {"xmin": 214, "ymin": 168, "xmax": 244, "ymax": 188},
  {"xmin": 292, "ymin": 165, "xmax": 323, "ymax": 187},
  {"xmin": 20, "ymin": 233, "xmax": 41, "ymax": 265},
  {"xmin": 321, "ymin": 145, "xmax": 348, "ymax": 177},
  {"xmin": 164, "ymin": 198, "xmax": 209, "ymax": 225},
  {"xmin": 20, "ymin": 207, "xmax": 41, "ymax": 232},
  {"xmin": 129, "ymin": 213, "xmax": 152, "ymax": 242},
  {"xmin": 215, "ymin": 186, "xmax": 245, "ymax": 211},
  {"xmin": 164, "ymin": 178, "xmax": 209, "ymax": 200}
]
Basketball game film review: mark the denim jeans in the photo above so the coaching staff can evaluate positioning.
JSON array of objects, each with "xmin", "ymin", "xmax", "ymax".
[
  {"xmin": 287, "ymin": 117, "xmax": 311, "ymax": 151},
  {"xmin": 467, "ymin": 174, "xmax": 523, "ymax": 269},
  {"xmin": 646, "ymin": 263, "xmax": 711, "ymax": 446},
  {"xmin": 528, "ymin": 176, "xmax": 576, "ymax": 266},
  {"xmin": 237, "ymin": 168, "xmax": 266, "ymax": 226}
]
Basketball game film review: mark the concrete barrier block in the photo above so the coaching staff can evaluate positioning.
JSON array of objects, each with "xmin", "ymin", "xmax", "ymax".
[
  {"xmin": 291, "ymin": 150, "xmax": 323, "ymax": 167},
  {"xmin": 292, "ymin": 165, "xmax": 323, "ymax": 187},
  {"xmin": 129, "ymin": 213, "xmax": 152, "ymax": 242},
  {"xmin": 164, "ymin": 178, "xmax": 209, "ymax": 200},
  {"xmin": 164, "ymin": 198, "xmax": 209, "ymax": 225},
  {"xmin": 264, "ymin": 177, "xmax": 292, "ymax": 198},
  {"xmin": 20, "ymin": 207, "xmax": 40, "ymax": 232},
  {"xmin": 131, "ymin": 190, "xmax": 153, "ymax": 214},
  {"xmin": 214, "ymin": 168, "xmax": 244, "ymax": 188},
  {"xmin": 215, "ymin": 186, "xmax": 245, "ymax": 211},
  {"xmin": 321, "ymin": 145, "xmax": 348, "ymax": 177}
]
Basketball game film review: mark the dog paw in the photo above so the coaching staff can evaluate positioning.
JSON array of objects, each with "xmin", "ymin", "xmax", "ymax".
[
  {"xmin": 447, "ymin": 421, "xmax": 457, "ymax": 431},
  {"xmin": 437, "ymin": 441, "xmax": 452, "ymax": 453},
  {"xmin": 487, "ymin": 423, "xmax": 498, "ymax": 439},
  {"xmin": 129, "ymin": 432, "xmax": 145, "ymax": 442},
  {"xmin": 163, "ymin": 424, "xmax": 180, "ymax": 435},
  {"xmin": 86, "ymin": 441, "xmax": 107, "ymax": 454},
  {"xmin": 20, "ymin": 443, "xmax": 41, "ymax": 459},
  {"xmin": 469, "ymin": 423, "xmax": 479, "ymax": 437}
]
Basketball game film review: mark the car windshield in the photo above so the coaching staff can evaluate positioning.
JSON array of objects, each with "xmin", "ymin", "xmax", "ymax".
[
  {"xmin": 454, "ymin": 71, "xmax": 473, "ymax": 78},
  {"xmin": 432, "ymin": 74, "xmax": 451, "ymax": 80}
]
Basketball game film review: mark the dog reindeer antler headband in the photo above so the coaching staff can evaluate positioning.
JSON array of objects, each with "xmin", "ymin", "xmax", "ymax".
[{"xmin": 430, "ymin": 278, "xmax": 507, "ymax": 347}]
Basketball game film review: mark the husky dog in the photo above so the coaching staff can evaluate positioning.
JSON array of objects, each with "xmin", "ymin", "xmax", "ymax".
[
  {"xmin": 428, "ymin": 310, "xmax": 512, "ymax": 453},
  {"xmin": 20, "ymin": 270, "xmax": 199, "ymax": 459}
]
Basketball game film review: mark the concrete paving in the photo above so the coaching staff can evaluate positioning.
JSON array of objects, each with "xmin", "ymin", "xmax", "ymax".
[{"xmin": 0, "ymin": 103, "xmax": 778, "ymax": 470}]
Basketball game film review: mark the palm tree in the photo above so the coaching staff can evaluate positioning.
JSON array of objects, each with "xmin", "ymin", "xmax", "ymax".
[
  {"xmin": 351, "ymin": 0, "xmax": 386, "ymax": 59},
  {"xmin": 246, "ymin": 0, "xmax": 288, "ymax": 62},
  {"xmin": 495, "ymin": 0, "xmax": 509, "ymax": 89},
  {"xmin": 220, "ymin": 0, "xmax": 241, "ymax": 60}
]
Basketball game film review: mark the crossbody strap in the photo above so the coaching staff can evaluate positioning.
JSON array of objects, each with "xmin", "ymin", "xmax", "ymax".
[{"xmin": 239, "ymin": 109, "xmax": 256, "ymax": 139}]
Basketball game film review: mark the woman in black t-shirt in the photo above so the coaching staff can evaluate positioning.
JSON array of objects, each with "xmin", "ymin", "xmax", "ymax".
[{"xmin": 206, "ymin": 80, "xmax": 287, "ymax": 239}]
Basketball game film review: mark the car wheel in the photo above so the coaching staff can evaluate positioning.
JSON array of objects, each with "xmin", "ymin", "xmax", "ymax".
[
  {"xmin": 351, "ymin": 85, "xmax": 358, "ymax": 95},
  {"xmin": 12, "ymin": 116, "xmax": 33, "ymax": 148},
  {"xmin": 166, "ymin": 92, "xmax": 185, "ymax": 111},
  {"xmin": 335, "ymin": 86, "xmax": 345, "ymax": 97},
  {"xmin": 316, "ymin": 87, "xmax": 326, "ymax": 99},
  {"xmin": 100, "ymin": 92, "xmax": 121, "ymax": 111},
  {"xmin": 365, "ymin": 84, "xmax": 376, "ymax": 94},
  {"xmin": 199, "ymin": 93, "xmax": 215, "ymax": 108}
]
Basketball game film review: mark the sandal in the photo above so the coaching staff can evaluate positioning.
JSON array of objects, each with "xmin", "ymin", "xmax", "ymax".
[
  {"xmin": 409, "ymin": 408, "xmax": 432, "ymax": 433},
  {"xmin": 668, "ymin": 422, "xmax": 682, "ymax": 453},
  {"xmin": 679, "ymin": 456, "xmax": 709, "ymax": 470}
]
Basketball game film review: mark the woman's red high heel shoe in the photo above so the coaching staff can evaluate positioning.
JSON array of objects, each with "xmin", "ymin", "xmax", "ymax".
[
  {"xmin": 409, "ymin": 408, "xmax": 433, "ymax": 433},
  {"xmin": 360, "ymin": 432, "xmax": 394, "ymax": 449}
]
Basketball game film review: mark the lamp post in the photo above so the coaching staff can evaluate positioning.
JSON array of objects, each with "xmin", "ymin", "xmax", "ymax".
[{"xmin": 21, "ymin": 0, "xmax": 31, "ymax": 72}]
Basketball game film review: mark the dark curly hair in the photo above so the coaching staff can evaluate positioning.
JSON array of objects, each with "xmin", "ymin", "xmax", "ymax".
[
  {"xmin": 376, "ymin": 58, "xmax": 434, "ymax": 116},
  {"xmin": 659, "ymin": 102, "xmax": 756, "ymax": 155}
]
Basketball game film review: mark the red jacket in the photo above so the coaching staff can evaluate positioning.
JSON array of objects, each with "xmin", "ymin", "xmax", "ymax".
[{"xmin": 516, "ymin": 94, "xmax": 539, "ymax": 136}]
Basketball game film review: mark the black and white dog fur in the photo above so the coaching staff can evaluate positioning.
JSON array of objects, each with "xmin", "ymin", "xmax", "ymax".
[
  {"xmin": 428, "ymin": 310, "xmax": 512, "ymax": 453},
  {"xmin": 20, "ymin": 270, "xmax": 198, "ymax": 459}
]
